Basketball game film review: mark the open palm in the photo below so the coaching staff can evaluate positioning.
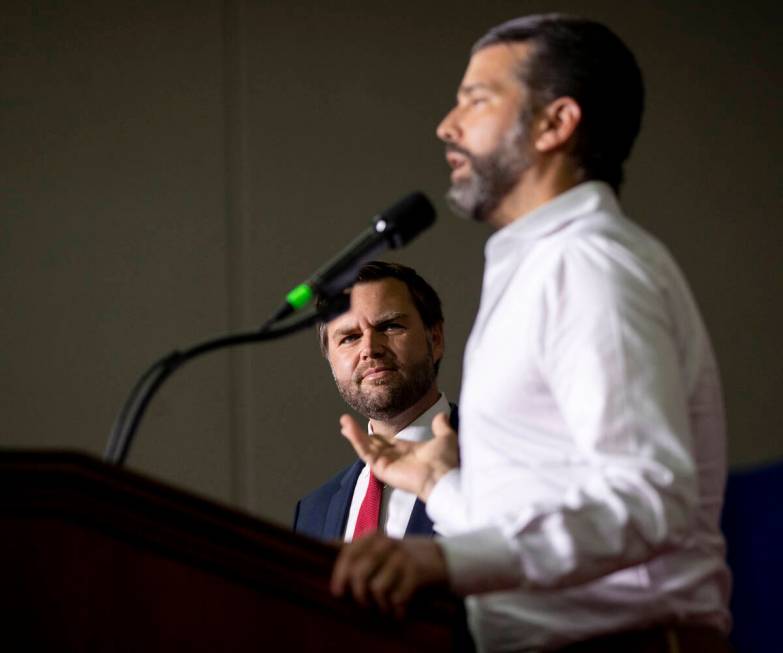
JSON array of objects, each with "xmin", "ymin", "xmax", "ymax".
[{"xmin": 340, "ymin": 412, "xmax": 459, "ymax": 500}]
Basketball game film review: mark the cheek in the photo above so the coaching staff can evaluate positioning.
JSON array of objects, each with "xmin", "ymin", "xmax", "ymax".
[
  {"xmin": 468, "ymin": 129, "xmax": 501, "ymax": 155},
  {"xmin": 329, "ymin": 352, "xmax": 356, "ymax": 383},
  {"xmin": 392, "ymin": 337, "xmax": 429, "ymax": 365}
]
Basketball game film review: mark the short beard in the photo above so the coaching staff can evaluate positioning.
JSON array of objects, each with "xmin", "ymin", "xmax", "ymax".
[
  {"xmin": 445, "ymin": 117, "xmax": 533, "ymax": 222},
  {"xmin": 335, "ymin": 350, "xmax": 437, "ymax": 422}
]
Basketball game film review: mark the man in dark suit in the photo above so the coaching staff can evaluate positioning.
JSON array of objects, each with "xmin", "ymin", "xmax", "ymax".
[{"xmin": 294, "ymin": 261, "xmax": 455, "ymax": 542}]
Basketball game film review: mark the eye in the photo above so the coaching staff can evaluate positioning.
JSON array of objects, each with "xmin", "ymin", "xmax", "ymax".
[
  {"xmin": 381, "ymin": 322, "xmax": 405, "ymax": 333},
  {"xmin": 338, "ymin": 334, "xmax": 359, "ymax": 345}
]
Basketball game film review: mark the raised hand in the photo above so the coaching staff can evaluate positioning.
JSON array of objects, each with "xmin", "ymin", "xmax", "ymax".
[{"xmin": 340, "ymin": 411, "xmax": 459, "ymax": 501}]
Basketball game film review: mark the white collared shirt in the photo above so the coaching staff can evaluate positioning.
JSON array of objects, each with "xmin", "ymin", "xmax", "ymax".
[
  {"xmin": 427, "ymin": 182, "xmax": 731, "ymax": 651},
  {"xmin": 344, "ymin": 393, "xmax": 451, "ymax": 541}
]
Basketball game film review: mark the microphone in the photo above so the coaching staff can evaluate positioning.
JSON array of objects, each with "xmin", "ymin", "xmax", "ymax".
[{"xmin": 270, "ymin": 191, "xmax": 436, "ymax": 323}]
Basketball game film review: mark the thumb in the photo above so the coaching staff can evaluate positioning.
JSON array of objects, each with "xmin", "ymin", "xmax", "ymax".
[{"xmin": 432, "ymin": 411, "xmax": 455, "ymax": 439}]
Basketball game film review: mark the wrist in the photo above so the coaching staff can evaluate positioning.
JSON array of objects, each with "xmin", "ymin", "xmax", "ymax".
[{"xmin": 419, "ymin": 461, "xmax": 455, "ymax": 502}]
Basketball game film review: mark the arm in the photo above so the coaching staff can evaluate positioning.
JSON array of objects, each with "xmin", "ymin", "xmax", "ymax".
[
  {"xmin": 436, "ymin": 237, "xmax": 702, "ymax": 594},
  {"xmin": 336, "ymin": 237, "xmax": 705, "ymax": 605},
  {"xmin": 331, "ymin": 412, "xmax": 462, "ymax": 612}
]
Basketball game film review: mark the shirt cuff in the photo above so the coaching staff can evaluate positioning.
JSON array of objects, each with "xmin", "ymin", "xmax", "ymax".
[
  {"xmin": 426, "ymin": 468, "xmax": 468, "ymax": 536},
  {"xmin": 438, "ymin": 527, "xmax": 521, "ymax": 596}
]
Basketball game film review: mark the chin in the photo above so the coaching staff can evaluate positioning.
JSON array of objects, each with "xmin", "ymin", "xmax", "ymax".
[{"xmin": 446, "ymin": 184, "xmax": 489, "ymax": 222}]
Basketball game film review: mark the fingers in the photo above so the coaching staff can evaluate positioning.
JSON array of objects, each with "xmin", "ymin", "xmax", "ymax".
[
  {"xmin": 340, "ymin": 414, "xmax": 413, "ymax": 482},
  {"xmin": 331, "ymin": 535, "xmax": 424, "ymax": 618},
  {"xmin": 331, "ymin": 534, "xmax": 395, "ymax": 607},
  {"xmin": 348, "ymin": 538, "xmax": 393, "ymax": 607},
  {"xmin": 432, "ymin": 411, "xmax": 455, "ymax": 438},
  {"xmin": 430, "ymin": 411, "xmax": 460, "ymax": 472},
  {"xmin": 339, "ymin": 414, "xmax": 373, "ymax": 461},
  {"xmin": 331, "ymin": 532, "xmax": 373, "ymax": 599},
  {"xmin": 374, "ymin": 550, "xmax": 419, "ymax": 619},
  {"xmin": 390, "ymin": 565, "xmax": 418, "ymax": 619},
  {"xmin": 368, "ymin": 545, "xmax": 410, "ymax": 615}
]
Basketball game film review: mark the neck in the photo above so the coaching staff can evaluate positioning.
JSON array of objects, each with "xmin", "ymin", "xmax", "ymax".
[
  {"xmin": 369, "ymin": 386, "xmax": 441, "ymax": 438},
  {"xmin": 487, "ymin": 155, "xmax": 586, "ymax": 229}
]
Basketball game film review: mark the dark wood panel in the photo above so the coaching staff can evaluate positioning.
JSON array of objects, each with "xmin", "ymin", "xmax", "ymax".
[{"xmin": 0, "ymin": 450, "xmax": 468, "ymax": 651}]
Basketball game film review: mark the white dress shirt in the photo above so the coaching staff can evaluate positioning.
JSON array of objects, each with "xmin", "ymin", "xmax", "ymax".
[
  {"xmin": 344, "ymin": 393, "xmax": 451, "ymax": 541},
  {"xmin": 427, "ymin": 182, "xmax": 731, "ymax": 652}
]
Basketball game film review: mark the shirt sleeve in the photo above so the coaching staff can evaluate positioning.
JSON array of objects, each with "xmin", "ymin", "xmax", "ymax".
[
  {"xmin": 426, "ymin": 468, "xmax": 470, "ymax": 536},
  {"xmin": 439, "ymin": 235, "xmax": 702, "ymax": 594}
]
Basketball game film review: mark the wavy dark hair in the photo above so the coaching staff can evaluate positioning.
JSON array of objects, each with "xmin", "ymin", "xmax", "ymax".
[{"xmin": 474, "ymin": 14, "xmax": 645, "ymax": 192}]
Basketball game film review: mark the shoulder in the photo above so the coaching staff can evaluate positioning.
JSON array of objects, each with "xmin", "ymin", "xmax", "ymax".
[
  {"xmin": 534, "ymin": 212, "xmax": 676, "ymax": 301},
  {"xmin": 293, "ymin": 460, "xmax": 364, "ymax": 535},
  {"xmin": 298, "ymin": 460, "xmax": 363, "ymax": 507}
]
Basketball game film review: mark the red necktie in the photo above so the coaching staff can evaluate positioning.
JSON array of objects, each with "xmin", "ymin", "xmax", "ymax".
[{"xmin": 352, "ymin": 470, "xmax": 384, "ymax": 539}]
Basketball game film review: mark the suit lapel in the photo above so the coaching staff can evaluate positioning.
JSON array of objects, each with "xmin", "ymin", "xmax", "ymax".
[
  {"xmin": 322, "ymin": 459, "xmax": 364, "ymax": 540},
  {"xmin": 405, "ymin": 498, "xmax": 435, "ymax": 536}
]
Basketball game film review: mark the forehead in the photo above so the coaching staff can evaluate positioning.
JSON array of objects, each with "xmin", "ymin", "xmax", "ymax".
[
  {"xmin": 460, "ymin": 42, "xmax": 532, "ymax": 94},
  {"xmin": 327, "ymin": 278, "xmax": 418, "ymax": 332}
]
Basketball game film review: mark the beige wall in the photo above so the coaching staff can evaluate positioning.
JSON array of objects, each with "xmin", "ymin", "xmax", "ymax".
[{"xmin": 2, "ymin": 0, "xmax": 781, "ymax": 527}]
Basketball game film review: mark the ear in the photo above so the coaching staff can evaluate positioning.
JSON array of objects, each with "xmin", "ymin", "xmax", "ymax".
[
  {"xmin": 429, "ymin": 321, "xmax": 445, "ymax": 365},
  {"xmin": 533, "ymin": 97, "xmax": 581, "ymax": 153}
]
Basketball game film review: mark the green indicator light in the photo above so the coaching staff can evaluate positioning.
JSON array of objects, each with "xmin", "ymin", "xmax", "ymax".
[{"xmin": 286, "ymin": 284, "xmax": 314, "ymax": 309}]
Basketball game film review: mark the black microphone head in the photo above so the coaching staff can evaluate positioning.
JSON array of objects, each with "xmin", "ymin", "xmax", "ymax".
[{"xmin": 373, "ymin": 191, "xmax": 436, "ymax": 249}]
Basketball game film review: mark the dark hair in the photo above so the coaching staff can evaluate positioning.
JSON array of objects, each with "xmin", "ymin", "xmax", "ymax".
[
  {"xmin": 317, "ymin": 260, "xmax": 444, "ymax": 366},
  {"xmin": 474, "ymin": 14, "xmax": 644, "ymax": 192}
]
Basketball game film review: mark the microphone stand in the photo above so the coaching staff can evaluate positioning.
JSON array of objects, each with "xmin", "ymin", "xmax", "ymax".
[{"xmin": 103, "ymin": 294, "xmax": 349, "ymax": 466}]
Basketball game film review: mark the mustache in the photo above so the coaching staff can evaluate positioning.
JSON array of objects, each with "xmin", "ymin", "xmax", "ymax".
[
  {"xmin": 353, "ymin": 360, "xmax": 398, "ymax": 383},
  {"xmin": 445, "ymin": 143, "xmax": 475, "ymax": 161}
]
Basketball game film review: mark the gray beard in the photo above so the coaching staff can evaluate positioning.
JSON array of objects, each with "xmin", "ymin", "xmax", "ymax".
[
  {"xmin": 335, "ymin": 352, "xmax": 437, "ymax": 421},
  {"xmin": 446, "ymin": 120, "xmax": 532, "ymax": 222}
]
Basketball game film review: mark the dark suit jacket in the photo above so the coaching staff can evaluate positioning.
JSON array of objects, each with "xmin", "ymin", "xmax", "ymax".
[{"xmin": 293, "ymin": 404, "xmax": 458, "ymax": 541}]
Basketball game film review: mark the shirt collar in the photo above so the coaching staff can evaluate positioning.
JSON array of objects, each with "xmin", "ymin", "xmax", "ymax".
[
  {"xmin": 485, "ymin": 181, "xmax": 621, "ymax": 258},
  {"xmin": 367, "ymin": 393, "xmax": 450, "ymax": 443}
]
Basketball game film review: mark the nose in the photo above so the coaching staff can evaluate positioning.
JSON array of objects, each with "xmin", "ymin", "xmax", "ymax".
[
  {"xmin": 359, "ymin": 330, "xmax": 386, "ymax": 360},
  {"xmin": 436, "ymin": 106, "xmax": 460, "ymax": 143}
]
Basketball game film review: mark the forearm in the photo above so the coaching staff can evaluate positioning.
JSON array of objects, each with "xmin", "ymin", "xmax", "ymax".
[{"xmin": 436, "ymin": 457, "xmax": 697, "ymax": 595}]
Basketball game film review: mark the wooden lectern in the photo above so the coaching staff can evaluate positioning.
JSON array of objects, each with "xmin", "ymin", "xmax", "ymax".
[{"xmin": 0, "ymin": 450, "xmax": 469, "ymax": 651}]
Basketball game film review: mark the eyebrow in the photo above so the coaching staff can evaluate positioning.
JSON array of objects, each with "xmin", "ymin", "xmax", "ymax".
[
  {"xmin": 330, "ymin": 311, "xmax": 409, "ymax": 339},
  {"xmin": 457, "ymin": 82, "xmax": 496, "ymax": 98}
]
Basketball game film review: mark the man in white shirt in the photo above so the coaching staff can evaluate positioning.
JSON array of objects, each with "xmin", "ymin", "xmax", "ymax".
[
  {"xmin": 330, "ymin": 15, "xmax": 733, "ymax": 652},
  {"xmin": 293, "ymin": 261, "xmax": 455, "ymax": 542}
]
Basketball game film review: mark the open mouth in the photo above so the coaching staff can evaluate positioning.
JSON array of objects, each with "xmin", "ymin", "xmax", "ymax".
[{"xmin": 446, "ymin": 151, "xmax": 470, "ymax": 181}]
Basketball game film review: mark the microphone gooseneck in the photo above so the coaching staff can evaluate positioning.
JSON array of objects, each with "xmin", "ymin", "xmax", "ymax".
[{"xmin": 104, "ymin": 192, "xmax": 436, "ymax": 465}]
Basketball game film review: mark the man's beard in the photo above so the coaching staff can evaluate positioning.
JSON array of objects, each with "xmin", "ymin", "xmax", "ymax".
[
  {"xmin": 334, "ymin": 350, "xmax": 437, "ymax": 421},
  {"xmin": 446, "ymin": 118, "xmax": 533, "ymax": 222}
]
